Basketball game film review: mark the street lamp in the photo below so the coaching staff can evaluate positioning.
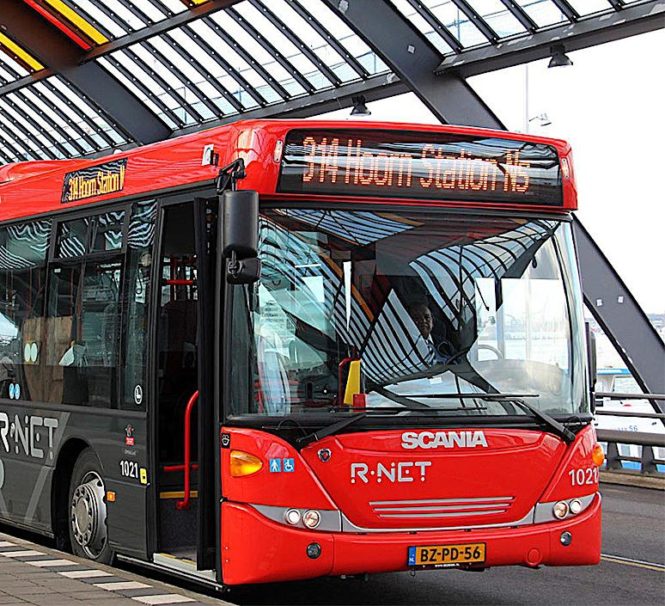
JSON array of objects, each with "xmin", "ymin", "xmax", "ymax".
[
  {"xmin": 350, "ymin": 95, "xmax": 371, "ymax": 116},
  {"xmin": 548, "ymin": 44, "xmax": 574, "ymax": 68}
]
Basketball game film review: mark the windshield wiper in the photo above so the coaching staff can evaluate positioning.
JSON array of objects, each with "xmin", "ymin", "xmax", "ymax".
[
  {"xmin": 296, "ymin": 413, "xmax": 367, "ymax": 448},
  {"xmin": 479, "ymin": 394, "xmax": 576, "ymax": 443},
  {"xmin": 384, "ymin": 391, "xmax": 577, "ymax": 443},
  {"xmin": 295, "ymin": 404, "xmax": 494, "ymax": 448}
]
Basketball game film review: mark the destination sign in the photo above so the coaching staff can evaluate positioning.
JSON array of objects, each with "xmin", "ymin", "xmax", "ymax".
[
  {"xmin": 278, "ymin": 130, "xmax": 562, "ymax": 206},
  {"xmin": 62, "ymin": 158, "xmax": 127, "ymax": 203}
]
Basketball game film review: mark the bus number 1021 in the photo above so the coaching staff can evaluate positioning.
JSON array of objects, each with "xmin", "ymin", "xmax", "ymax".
[
  {"xmin": 568, "ymin": 467, "xmax": 598, "ymax": 486},
  {"xmin": 120, "ymin": 460, "xmax": 139, "ymax": 479}
]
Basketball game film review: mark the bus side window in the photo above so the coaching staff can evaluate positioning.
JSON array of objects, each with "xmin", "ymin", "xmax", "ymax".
[
  {"xmin": 0, "ymin": 220, "xmax": 51, "ymax": 402},
  {"xmin": 44, "ymin": 212, "xmax": 125, "ymax": 407},
  {"xmin": 122, "ymin": 200, "xmax": 157, "ymax": 409}
]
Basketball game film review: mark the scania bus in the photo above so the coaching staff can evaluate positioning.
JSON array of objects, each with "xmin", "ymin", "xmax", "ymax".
[{"xmin": 0, "ymin": 120, "xmax": 603, "ymax": 586}]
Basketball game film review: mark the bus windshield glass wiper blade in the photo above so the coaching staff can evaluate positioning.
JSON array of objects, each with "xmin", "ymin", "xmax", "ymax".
[{"xmin": 296, "ymin": 413, "xmax": 367, "ymax": 448}]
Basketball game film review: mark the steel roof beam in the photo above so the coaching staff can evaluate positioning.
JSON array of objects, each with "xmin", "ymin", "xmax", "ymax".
[
  {"xmin": 437, "ymin": 1, "xmax": 665, "ymax": 77},
  {"xmin": 0, "ymin": 0, "xmax": 170, "ymax": 144},
  {"xmin": 321, "ymin": 0, "xmax": 504, "ymax": 130}
]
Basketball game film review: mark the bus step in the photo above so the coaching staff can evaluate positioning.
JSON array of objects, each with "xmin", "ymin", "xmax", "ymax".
[{"xmin": 153, "ymin": 552, "xmax": 216, "ymax": 582}]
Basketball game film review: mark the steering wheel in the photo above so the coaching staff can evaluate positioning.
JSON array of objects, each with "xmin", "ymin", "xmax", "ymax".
[
  {"xmin": 441, "ymin": 343, "xmax": 504, "ymax": 366},
  {"xmin": 476, "ymin": 343, "xmax": 504, "ymax": 359}
]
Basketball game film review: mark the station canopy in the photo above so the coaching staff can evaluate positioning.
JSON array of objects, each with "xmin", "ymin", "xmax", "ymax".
[{"xmin": 0, "ymin": 0, "xmax": 661, "ymax": 164}]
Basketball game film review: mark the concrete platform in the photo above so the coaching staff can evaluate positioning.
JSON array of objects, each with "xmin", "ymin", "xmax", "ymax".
[{"xmin": 0, "ymin": 531, "xmax": 229, "ymax": 606}]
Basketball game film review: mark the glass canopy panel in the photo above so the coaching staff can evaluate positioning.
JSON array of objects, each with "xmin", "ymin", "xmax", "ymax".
[
  {"xmin": 389, "ymin": 0, "xmax": 456, "ymax": 55},
  {"xmin": 95, "ymin": 57, "xmax": 176, "ymax": 130},
  {"xmin": 466, "ymin": 0, "xmax": 527, "ymax": 38},
  {"xmin": 293, "ymin": 0, "xmax": 387, "ymax": 76},
  {"xmin": 131, "ymin": 41, "xmax": 216, "ymax": 123},
  {"xmin": 235, "ymin": 2, "xmax": 332, "ymax": 90},
  {"xmin": 65, "ymin": 0, "xmax": 133, "ymax": 39},
  {"xmin": 18, "ymin": 87, "xmax": 95, "ymax": 155},
  {"xmin": 154, "ymin": 0, "xmax": 188, "ymax": 14},
  {"xmin": 152, "ymin": 40, "xmax": 250, "ymax": 115},
  {"xmin": 106, "ymin": 48, "xmax": 196, "ymax": 125},
  {"xmin": 0, "ymin": 124, "xmax": 38, "ymax": 162},
  {"xmin": 262, "ymin": 0, "xmax": 351, "ymax": 82},
  {"xmin": 5, "ymin": 91, "xmax": 80, "ymax": 157},
  {"xmin": 566, "ymin": 0, "xmax": 613, "ymax": 16},
  {"xmin": 210, "ymin": 11, "xmax": 307, "ymax": 98},
  {"xmin": 422, "ymin": 0, "xmax": 491, "ymax": 48},
  {"xmin": 170, "ymin": 22, "xmax": 272, "ymax": 108},
  {"xmin": 0, "ymin": 51, "xmax": 30, "ymax": 84},
  {"xmin": 514, "ymin": 0, "xmax": 567, "ymax": 28},
  {"xmin": 0, "ymin": 98, "xmax": 55, "ymax": 158},
  {"xmin": 47, "ymin": 75, "xmax": 130, "ymax": 149}
]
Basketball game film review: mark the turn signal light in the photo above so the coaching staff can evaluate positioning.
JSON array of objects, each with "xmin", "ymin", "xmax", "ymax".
[
  {"xmin": 229, "ymin": 450, "xmax": 263, "ymax": 477},
  {"xmin": 592, "ymin": 443, "xmax": 605, "ymax": 467}
]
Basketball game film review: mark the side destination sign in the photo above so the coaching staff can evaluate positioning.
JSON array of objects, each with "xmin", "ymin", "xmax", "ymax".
[
  {"xmin": 278, "ymin": 129, "xmax": 562, "ymax": 206},
  {"xmin": 62, "ymin": 158, "xmax": 127, "ymax": 203}
]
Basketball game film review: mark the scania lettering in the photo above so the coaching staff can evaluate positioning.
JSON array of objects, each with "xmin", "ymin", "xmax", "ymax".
[
  {"xmin": 0, "ymin": 120, "xmax": 601, "ymax": 587},
  {"xmin": 401, "ymin": 430, "xmax": 489, "ymax": 449}
]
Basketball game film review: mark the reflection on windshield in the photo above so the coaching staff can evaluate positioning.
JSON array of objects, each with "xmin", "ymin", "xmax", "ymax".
[{"xmin": 228, "ymin": 209, "xmax": 586, "ymax": 418}]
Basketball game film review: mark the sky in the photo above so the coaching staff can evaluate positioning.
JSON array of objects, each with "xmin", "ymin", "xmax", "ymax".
[{"xmin": 319, "ymin": 29, "xmax": 665, "ymax": 314}]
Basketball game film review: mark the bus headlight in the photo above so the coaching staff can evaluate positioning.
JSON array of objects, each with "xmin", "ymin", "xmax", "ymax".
[
  {"xmin": 303, "ymin": 510, "xmax": 321, "ymax": 529},
  {"xmin": 569, "ymin": 499, "xmax": 582, "ymax": 515},
  {"xmin": 553, "ymin": 501, "xmax": 569, "ymax": 519},
  {"xmin": 285, "ymin": 509, "xmax": 301, "ymax": 525}
]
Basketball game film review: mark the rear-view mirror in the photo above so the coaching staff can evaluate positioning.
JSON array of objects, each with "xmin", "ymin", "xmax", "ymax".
[
  {"xmin": 222, "ymin": 189, "xmax": 259, "ymax": 258},
  {"xmin": 221, "ymin": 189, "xmax": 261, "ymax": 284}
]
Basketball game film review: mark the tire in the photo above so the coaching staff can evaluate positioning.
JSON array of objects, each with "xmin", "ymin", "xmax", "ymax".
[{"xmin": 67, "ymin": 448, "xmax": 113, "ymax": 564}]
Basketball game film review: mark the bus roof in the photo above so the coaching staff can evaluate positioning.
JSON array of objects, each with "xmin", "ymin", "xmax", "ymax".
[{"xmin": 0, "ymin": 119, "xmax": 576, "ymax": 222}]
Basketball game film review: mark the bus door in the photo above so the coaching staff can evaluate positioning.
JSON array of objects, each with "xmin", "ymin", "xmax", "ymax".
[{"xmin": 152, "ymin": 199, "xmax": 217, "ymax": 576}]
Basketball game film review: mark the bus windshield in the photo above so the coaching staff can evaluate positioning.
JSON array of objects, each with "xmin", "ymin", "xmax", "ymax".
[{"xmin": 228, "ymin": 208, "xmax": 587, "ymax": 419}]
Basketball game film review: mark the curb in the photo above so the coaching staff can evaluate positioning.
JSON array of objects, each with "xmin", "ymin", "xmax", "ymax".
[{"xmin": 600, "ymin": 470, "xmax": 665, "ymax": 491}]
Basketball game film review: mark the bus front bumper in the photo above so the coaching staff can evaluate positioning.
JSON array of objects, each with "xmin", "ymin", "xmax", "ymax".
[{"xmin": 220, "ymin": 494, "xmax": 601, "ymax": 585}]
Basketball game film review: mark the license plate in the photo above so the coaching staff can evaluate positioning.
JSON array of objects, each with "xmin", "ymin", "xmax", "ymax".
[{"xmin": 408, "ymin": 543, "xmax": 486, "ymax": 567}]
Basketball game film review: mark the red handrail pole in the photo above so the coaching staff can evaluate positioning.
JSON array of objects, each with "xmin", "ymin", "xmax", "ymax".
[{"xmin": 176, "ymin": 390, "xmax": 199, "ymax": 510}]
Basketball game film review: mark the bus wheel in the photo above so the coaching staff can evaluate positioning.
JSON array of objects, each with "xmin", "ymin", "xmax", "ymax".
[{"xmin": 68, "ymin": 449, "xmax": 112, "ymax": 563}]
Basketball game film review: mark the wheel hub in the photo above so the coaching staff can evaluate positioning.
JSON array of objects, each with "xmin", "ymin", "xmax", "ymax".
[{"xmin": 70, "ymin": 471, "xmax": 107, "ymax": 559}]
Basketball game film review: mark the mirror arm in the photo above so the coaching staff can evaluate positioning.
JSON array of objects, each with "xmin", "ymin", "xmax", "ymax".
[{"xmin": 216, "ymin": 158, "xmax": 246, "ymax": 193}]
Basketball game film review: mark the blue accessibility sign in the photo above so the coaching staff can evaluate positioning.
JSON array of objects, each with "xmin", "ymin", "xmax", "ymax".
[
  {"xmin": 283, "ymin": 458, "xmax": 295, "ymax": 473},
  {"xmin": 269, "ymin": 458, "xmax": 282, "ymax": 473}
]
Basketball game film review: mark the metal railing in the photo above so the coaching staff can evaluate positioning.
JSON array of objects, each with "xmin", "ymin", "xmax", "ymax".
[{"xmin": 594, "ymin": 392, "xmax": 665, "ymax": 475}]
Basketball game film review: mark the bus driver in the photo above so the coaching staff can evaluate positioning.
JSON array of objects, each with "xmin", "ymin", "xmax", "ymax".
[{"xmin": 407, "ymin": 302, "xmax": 455, "ymax": 365}]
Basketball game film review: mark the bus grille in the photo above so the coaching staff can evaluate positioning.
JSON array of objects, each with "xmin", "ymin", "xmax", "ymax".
[{"xmin": 369, "ymin": 496, "xmax": 515, "ymax": 519}]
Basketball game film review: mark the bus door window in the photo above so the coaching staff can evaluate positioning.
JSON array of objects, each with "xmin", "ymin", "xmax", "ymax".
[
  {"xmin": 157, "ymin": 204, "xmax": 198, "ymax": 465},
  {"xmin": 0, "ymin": 220, "xmax": 51, "ymax": 402},
  {"xmin": 122, "ymin": 200, "xmax": 157, "ymax": 410}
]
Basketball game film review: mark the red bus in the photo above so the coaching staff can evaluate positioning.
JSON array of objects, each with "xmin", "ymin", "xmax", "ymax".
[{"xmin": 0, "ymin": 120, "xmax": 602, "ymax": 586}]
